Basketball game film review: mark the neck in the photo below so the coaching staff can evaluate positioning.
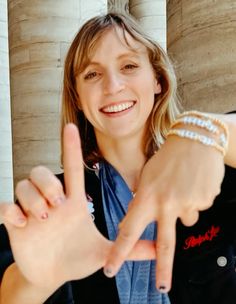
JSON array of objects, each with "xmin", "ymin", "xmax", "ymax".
[{"xmin": 96, "ymin": 133, "xmax": 146, "ymax": 192}]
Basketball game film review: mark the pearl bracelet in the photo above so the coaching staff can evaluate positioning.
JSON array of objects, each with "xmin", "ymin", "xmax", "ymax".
[
  {"xmin": 178, "ymin": 111, "xmax": 229, "ymax": 141},
  {"xmin": 171, "ymin": 110, "xmax": 229, "ymax": 152},
  {"xmin": 167, "ymin": 129, "xmax": 226, "ymax": 156},
  {"xmin": 171, "ymin": 116, "xmax": 219, "ymax": 134}
]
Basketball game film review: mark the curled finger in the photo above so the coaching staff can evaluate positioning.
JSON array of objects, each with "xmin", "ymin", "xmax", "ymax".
[
  {"xmin": 104, "ymin": 198, "xmax": 151, "ymax": 277},
  {"xmin": 180, "ymin": 209, "xmax": 199, "ymax": 226},
  {"xmin": 0, "ymin": 203, "xmax": 27, "ymax": 227},
  {"xmin": 30, "ymin": 166, "xmax": 66, "ymax": 207},
  {"xmin": 16, "ymin": 179, "xmax": 50, "ymax": 221}
]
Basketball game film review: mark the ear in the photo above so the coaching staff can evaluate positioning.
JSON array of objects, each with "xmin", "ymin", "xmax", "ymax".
[{"xmin": 154, "ymin": 82, "xmax": 162, "ymax": 94}]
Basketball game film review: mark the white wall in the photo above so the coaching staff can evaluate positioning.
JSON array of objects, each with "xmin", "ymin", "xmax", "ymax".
[{"xmin": 0, "ymin": 0, "xmax": 13, "ymax": 202}]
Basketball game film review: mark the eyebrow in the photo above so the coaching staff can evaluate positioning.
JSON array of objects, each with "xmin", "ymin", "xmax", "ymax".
[{"xmin": 84, "ymin": 50, "xmax": 144, "ymax": 69}]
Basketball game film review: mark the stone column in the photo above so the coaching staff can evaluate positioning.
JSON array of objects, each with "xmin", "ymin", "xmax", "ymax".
[
  {"xmin": 130, "ymin": 0, "xmax": 166, "ymax": 50},
  {"xmin": 0, "ymin": 0, "xmax": 13, "ymax": 202},
  {"xmin": 167, "ymin": 0, "xmax": 236, "ymax": 112},
  {"xmin": 8, "ymin": 0, "xmax": 107, "ymax": 185},
  {"xmin": 108, "ymin": 0, "xmax": 129, "ymax": 13}
]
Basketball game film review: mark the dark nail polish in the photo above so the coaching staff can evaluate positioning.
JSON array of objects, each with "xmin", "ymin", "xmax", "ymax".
[{"xmin": 158, "ymin": 285, "xmax": 167, "ymax": 293}]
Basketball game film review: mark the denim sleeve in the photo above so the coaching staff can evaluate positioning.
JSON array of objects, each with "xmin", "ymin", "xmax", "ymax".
[{"xmin": 0, "ymin": 224, "xmax": 14, "ymax": 280}]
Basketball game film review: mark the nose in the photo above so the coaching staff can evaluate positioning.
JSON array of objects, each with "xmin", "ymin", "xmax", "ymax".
[{"xmin": 103, "ymin": 72, "xmax": 125, "ymax": 96}]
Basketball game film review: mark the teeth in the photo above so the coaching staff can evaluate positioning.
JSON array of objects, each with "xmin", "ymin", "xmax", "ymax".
[{"xmin": 103, "ymin": 102, "xmax": 134, "ymax": 113}]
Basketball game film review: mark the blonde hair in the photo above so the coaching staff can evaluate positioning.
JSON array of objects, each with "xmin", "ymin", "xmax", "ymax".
[{"xmin": 61, "ymin": 12, "xmax": 180, "ymax": 166}]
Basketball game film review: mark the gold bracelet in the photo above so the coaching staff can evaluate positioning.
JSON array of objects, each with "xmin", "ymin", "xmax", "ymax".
[
  {"xmin": 167, "ymin": 129, "xmax": 226, "ymax": 156},
  {"xmin": 173, "ymin": 111, "xmax": 229, "ymax": 151},
  {"xmin": 171, "ymin": 116, "xmax": 219, "ymax": 134},
  {"xmin": 178, "ymin": 111, "xmax": 229, "ymax": 139}
]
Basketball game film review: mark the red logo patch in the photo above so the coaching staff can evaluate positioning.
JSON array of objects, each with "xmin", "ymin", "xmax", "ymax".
[{"xmin": 183, "ymin": 225, "xmax": 220, "ymax": 250}]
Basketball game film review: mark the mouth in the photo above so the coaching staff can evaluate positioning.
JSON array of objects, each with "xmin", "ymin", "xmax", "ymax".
[{"xmin": 100, "ymin": 101, "xmax": 136, "ymax": 114}]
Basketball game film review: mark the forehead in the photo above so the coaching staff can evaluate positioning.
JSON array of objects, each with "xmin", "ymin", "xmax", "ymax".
[
  {"xmin": 74, "ymin": 26, "xmax": 150, "ymax": 75},
  {"xmin": 88, "ymin": 27, "xmax": 148, "ymax": 62}
]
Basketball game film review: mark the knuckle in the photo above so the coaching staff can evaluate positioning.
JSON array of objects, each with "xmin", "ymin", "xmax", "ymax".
[
  {"xmin": 30, "ymin": 165, "xmax": 48, "ymax": 178},
  {"xmin": 44, "ymin": 179, "xmax": 63, "ymax": 200},
  {"xmin": 158, "ymin": 197, "xmax": 176, "ymax": 214},
  {"xmin": 113, "ymin": 249, "xmax": 126, "ymax": 260},
  {"xmin": 156, "ymin": 242, "xmax": 170, "ymax": 253},
  {"xmin": 158, "ymin": 192, "xmax": 173, "ymax": 205},
  {"xmin": 203, "ymin": 192, "xmax": 216, "ymax": 208},
  {"xmin": 15, "ymin": 179, "xmax": 30, "ymax": 194},
  {"xmin": 181, "ymin": 211, "xmax": 199, "ymax": 226},
  {"xmin": 33, "ymin": 195, "xmax": 47, "ymax": 207},
  {"xmin": 53, "ymin": 177, "xmax": 64, "ymax": 192},
  {"xmin": 119, "ymin": 229, "xmax": 133, "ymax": 243},
  {"xmin": 0, "ymin": 204, "xmax": 19, "ymax": 223},
  {"xmin": 113, "ymin": 245, "xmax": 128, "ymax": 261}
]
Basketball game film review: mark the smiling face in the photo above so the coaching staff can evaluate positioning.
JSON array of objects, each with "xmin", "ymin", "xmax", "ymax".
[{"xmin": 75, "ymin": 27, "xmax": 161, "ymax": 146}]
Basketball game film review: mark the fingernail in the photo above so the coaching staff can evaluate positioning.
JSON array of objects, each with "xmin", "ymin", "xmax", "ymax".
[
  {"xmin": 54, "ymin": 196, "xmax": 66, "ymax": 205},
  {"xmin": 104, "ymin": 266, "xmax": 113, "ymax": 277},
  {"xmin": 158, "ymin": 285, "xmax": 167, "ymax": 293},
  {"xmin": 41, "ymin": 212, "xmax": 48, "ymax": 220}
]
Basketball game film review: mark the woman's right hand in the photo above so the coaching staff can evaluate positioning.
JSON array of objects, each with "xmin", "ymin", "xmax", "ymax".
[
  {"xmin": 0, "ymin": 124, "xmax": 112, "ymax": 291},
  {"xmin": 0, "ymin": 124, "xmax": 156, "ymax": 293}
]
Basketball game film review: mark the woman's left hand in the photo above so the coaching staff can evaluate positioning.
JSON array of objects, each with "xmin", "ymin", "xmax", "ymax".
[{"xmin": 104, "ymin": 135, "xmax": 225, "ymax": 292}]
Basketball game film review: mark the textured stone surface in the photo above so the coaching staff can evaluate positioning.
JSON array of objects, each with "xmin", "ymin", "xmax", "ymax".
[
  {"xmin": 0, "ymin": 0, "xmax": 13, "ymax": 202},
  {"xmin": 167, "ymin": 0, "xmax": 236, "ymax": 112},
  {"xmin": 108, "ymin": 0, "xmax": 129, "ymax": 13},
  {"xmin": 130, "ymin": 0, "xmax": 166, "ymax": 50},
  {"xmin": 8, "ymin": 0, "xmax": 107, "ymax": 185}
]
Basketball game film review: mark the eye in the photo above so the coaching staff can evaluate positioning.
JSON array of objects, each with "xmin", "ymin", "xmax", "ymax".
[
  {"xmin": 84, "ymin": 71, "xmax": 99, "ymax": 80},
  {"xmin": 123, "ymin": 64, "xmax": 138, "ymax": 70}
]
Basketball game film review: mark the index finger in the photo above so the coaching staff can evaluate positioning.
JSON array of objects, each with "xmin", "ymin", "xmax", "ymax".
[
  {"xmin": 63, "ymin": 124, "xmax": 85, "ymax": 200},
  {"xmin": 155, "ymin": 212, "xmax": 176, "ymax": 293},
  {"xmin": 104, "ymin": 195, "xmax": 153, "ymax": 277}
]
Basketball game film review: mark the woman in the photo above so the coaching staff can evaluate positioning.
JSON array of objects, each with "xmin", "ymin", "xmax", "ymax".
[{"xmin": 0, "ymin": 13, "xmax": 236, "ymax": 304}]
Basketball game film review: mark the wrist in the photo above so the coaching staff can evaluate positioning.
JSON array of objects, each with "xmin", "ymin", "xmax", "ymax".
[{"xmin": 1, "ymin": 263, "xmax": 58, "ymax": 304}]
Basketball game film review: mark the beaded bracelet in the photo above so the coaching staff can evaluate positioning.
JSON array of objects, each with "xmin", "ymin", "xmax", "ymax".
[
  {"xmin": 178, "ymin": 111, "xmax": 229, "ymax": 140},
  {"xmin": 171, "ymin": 110, "xmax": 229, "ymax": 151},
  {"xmin": 167, "ymin": 129, "xmax": 226, "ymax": 156},
  {"xmin": 171, "ymin": 116, "xmax": 219, "ymax": 134}
]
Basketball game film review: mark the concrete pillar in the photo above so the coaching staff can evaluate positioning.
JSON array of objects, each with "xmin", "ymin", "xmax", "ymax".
[
  {"xmin": 0, "ymin": 0, "xmax": 13, "ymax": 202},
  {"xmin": 108, "ymin": 0, "xmax": 129, "ymax": 13},
  {"xmin": 130, "ymin": 0, "xmax": 166, "ymax": 50},
  {"xmin": 8, "ymin": 0, "xmax": 107, "ymax": 185},
  {"xmin": 167, "ymin": 0, "xmax": 236, "ymax": 112}
]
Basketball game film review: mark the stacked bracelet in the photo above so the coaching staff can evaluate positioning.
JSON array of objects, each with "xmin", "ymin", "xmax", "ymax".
[
  {"xmin": 177, "ymin": 111, "xmax": 229, "ymax": 138},
  {"xmin": 167, "ymin": 129, "xmax": 226, "ymax": 156},
  {"xmin": 167, "ymin": 111, "xmax": 229, "ymax": 156},
  {"xmin": 171, "ymin": 116, "xmax": 219, "ymax": 134}
]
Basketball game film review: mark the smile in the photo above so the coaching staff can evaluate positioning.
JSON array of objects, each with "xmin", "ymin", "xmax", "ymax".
[{"xmin": 101, "ymin": 101, "xmax": 135, "ymax": 113}]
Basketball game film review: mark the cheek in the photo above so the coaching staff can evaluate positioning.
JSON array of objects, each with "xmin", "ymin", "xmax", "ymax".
[{"xmin": 78, "ymin": 90, "xmax": 92, "ymax": 111}]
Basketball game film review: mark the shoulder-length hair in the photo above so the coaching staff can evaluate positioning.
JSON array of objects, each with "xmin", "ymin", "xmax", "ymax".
[{"xmin": 61, "ymin": 12, "xmax": 180, "ymax": 167}]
